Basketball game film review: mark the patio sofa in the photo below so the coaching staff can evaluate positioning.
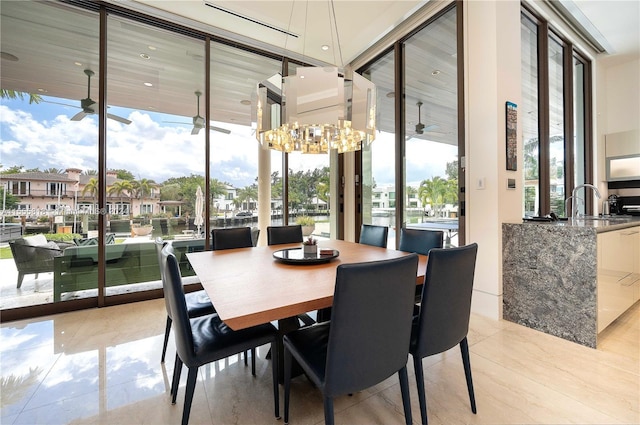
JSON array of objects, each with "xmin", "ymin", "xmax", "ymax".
[{"xmin": 52, "ymin": 238, "xmax": 205, "ymax": 302}]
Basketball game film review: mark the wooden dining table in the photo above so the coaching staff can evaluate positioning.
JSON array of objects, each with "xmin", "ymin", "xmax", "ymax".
[{"xmin": 187, "ymin": 239, "xmax": 428, "ymax": 331}]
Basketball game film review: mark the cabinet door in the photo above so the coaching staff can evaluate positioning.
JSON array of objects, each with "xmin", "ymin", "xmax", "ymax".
[{"xmin": 597, "ymin": 226, "xmax": 640, "ymax": 332}]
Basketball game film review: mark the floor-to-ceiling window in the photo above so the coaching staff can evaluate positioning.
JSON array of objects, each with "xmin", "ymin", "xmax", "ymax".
[
  {"xmin": 521, "ymin": 6, "xmax": 593, "ymax": 218},
  {"xmin": 358, "ymin": 4, "xmax": 459, "ymax": 248},
  {"xmin": 1, "ymin": 1, "xmax": 100, "ymax": 309},
  {"xmin": 403, "ymin": 6, "xmax": 459, "ymax": 247},
  {"xmin": 359, "ymin": 50, "xmax": 396, "ymax": 247}
]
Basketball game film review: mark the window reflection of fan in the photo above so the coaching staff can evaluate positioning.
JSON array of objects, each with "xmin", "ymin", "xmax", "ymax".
[
  {"xmin": 165, "ymin": 91, "xmax": 231, "ymax": 135},
  {"xmin": 71, "ymin": 69, "xmax": 131, "ymax": 124}
]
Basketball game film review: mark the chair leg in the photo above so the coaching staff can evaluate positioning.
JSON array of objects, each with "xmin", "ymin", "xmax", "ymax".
[
  {"xmin": 181, "ymin": 367, "xmax": 198, "ymax": 425},
  {"xmin": 413, "ymin": 355, "xmax": 428, "ymax": 425},
  {"xmin": 398, "ymin": 365, "xmax": 413, "ymax": 425},
  {"xmin": 323, "ymin": 396, "xmax": 335, "ymax": 425},
  {"xmin": 270, "ymin": 340, "xmax": 280, "ymax": 419},
  {"xmin": 251, "ymin": 348, "xmax": 256, "ymax": 376},
  {"xmin": 17, "ymin": 272, "xmax": 25, "ymax": 288},
  {"xmin": 171, "ymin": 354, "xmax": 183, "ymax": 404},
  {"xmin": 161, "ymin": 316, "xmax": 172, "ymax": 363},
  {"xmin": 460, "ymin": 337, "xmax": 477, "ymax": 414},
  {"xmin": 283, "ymin": 347, "xmax": 292, "ymax": 425},
  {"xmin": 244, "ymin": 350, "xmax": 248, "ymax": 366}
]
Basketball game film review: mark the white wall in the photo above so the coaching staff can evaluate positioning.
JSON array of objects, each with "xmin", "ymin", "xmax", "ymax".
[{"xmin": 464, "ymin": 1, "xmax": 523, "ymax": 319}]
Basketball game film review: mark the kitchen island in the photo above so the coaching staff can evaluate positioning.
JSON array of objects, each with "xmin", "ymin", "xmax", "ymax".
[{"xmin": 502, "ymin": 216, "xmax": 640, "ymax": 348}]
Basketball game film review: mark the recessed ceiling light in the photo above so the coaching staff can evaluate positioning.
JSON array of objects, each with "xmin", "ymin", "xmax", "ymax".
[
  {"xmin": 37, "ymin": 88, "xmax": 47, "ymax": 93},
  {"xmin": 74, "ymin": 62, "xmax": 83, "ymax": 66},
  {"xmin": 148, "ymin": 45, "xmax": 157, "ymax": 51},
  {"xmin": 0, "ymin": 52, "xmax": 19, "ymax": 61},
  {"xmin": 321, "ymin": 45, "xmax": 330, "ymax": 51},
  {"xmin": 431, "ymin": 70, "xmax": 441, "ymax": 76},
  {"xmin": 143, "ymin": 82, "xmax": 153, "ymax": 87},
  {"xmin": 140, "ymin": 53, "xmax": 151, "ymax": 60},
  {"xmin": 240, "ymin": 99, "xmax": 251, "ymax": 105}
]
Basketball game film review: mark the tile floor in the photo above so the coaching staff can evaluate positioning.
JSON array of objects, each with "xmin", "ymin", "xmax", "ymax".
[{"xmin": 1, "ymin": 298, "xmax": 638, "ymax": 425}]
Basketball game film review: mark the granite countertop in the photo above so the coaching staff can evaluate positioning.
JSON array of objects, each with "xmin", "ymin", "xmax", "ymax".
[{"xmin": 516, "ymin": 216, "xmax": 640, "ymax": 232}]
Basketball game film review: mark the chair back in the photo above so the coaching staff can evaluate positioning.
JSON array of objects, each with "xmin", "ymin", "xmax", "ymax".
[
  {"xmin": 160, "ymin": 244, "xmax": 196, "ymax": 366},
  {"xmin": 399, "ymin": 228, "xmax": 443, "ymax": 255},
  {"xmin": 154, "ymin": 237, "xmax": 173, "ymax": 318},
  {"xmin": 414, "ymin": 243, "xmax": 478, "ymax": 357},
  {"xmin": 324, "ymin": 253, "xmax": 419, "ymax": 396},
  {"xmin": 358, "ymin": 224, "xmax": 389, "ymax": 248},
  {"xmin": 267, "ymin": 225, "xmax": 303, "ymax": 245},
  {"xmin": 211, "ymin": 227, "xmax": 253, "ymax": 250}
]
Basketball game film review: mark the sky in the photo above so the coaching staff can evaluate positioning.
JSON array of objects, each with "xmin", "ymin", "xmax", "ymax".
[{"xmin": 0, "ymin": 96, "xmax": 455, "ymax": 188}]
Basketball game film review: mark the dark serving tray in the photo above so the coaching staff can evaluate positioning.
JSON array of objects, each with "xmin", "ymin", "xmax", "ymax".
[{"xmin": 272, "ymin": 248, "xmax": 339, "ymax": 265}]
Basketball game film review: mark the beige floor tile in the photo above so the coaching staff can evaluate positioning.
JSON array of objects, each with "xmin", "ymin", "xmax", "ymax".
[{"xmin": 2, "ymin": 298, "xmax": 639, "ymax": 425}]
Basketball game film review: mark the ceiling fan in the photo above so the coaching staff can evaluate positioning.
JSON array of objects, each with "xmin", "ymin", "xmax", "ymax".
[
  {"xmin": 165, "ymin": 91, "xmax": 231, "ymax": 135},
  {"xmin": 414, "ymin": 101, "xmax": 438, "ymax": 135},
  {"xmin": 70, "ymin": 69, "xmax": 131, "ymax": 124}
]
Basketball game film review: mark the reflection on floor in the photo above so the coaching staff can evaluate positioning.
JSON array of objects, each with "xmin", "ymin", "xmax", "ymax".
[{"xmin": 1, "ymin": 299, "xmax": 638, "ymax": 425}]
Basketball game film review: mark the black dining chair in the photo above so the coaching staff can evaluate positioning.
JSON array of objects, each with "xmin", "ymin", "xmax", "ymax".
[
  {"xmin": 399, "ymin": 228, "xmax": 444, "ymax": 303},
  {"xmin": 267, "ymin": 224, "xmax": 314, "ymax": 328},
  {"xmin": 358, "ymin": 223, "xmax": 389, "ymax": 248},
  {"xmin": 155, "ymin": 238, "xmax": 216, "ymax": 363},
  {"xmin": 210, "ymin": 226, "xmax": 257, "ymax": 368},
  {"xmin": 267, "ymin": 225, "xmax": 303, "ymax": 245},
  {"xmin": 283, "ymin": 254, "xmax": 419, "ymax": 425},
  {"xmin": 410, "ymin": 243, "xmax": 478, "ymax": 425},
  {"xmin": 160, "ymin": 244, "xmax": 280, "ymax": 425},
  {"xmin": 211, "ymin": 226, "xmax": 254, "ymax": 250}
]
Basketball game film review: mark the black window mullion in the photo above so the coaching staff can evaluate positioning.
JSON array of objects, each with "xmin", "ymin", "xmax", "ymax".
[{"xmin": 538, "ymin": 21, "xmax": 550, "ymax": 216}]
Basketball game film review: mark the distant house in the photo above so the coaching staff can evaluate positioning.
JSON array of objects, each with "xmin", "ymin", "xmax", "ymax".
[{"xmin": 0, "ymin": 168, "xmax": 161, "ymax": 218}]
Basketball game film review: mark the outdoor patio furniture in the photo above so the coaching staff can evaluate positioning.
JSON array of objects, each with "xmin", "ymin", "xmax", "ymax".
[{"xmin": 9, "ymin": 234, "xmax": 65, "ymax": 288}]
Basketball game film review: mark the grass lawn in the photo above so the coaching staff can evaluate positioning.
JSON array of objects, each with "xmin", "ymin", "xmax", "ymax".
[{"xmin": 1, "ymin": 246, "xmax": 12, "ymax": 260}]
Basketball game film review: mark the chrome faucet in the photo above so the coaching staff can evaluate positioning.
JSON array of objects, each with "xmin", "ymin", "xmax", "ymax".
[
  {"xmin": 571, "ymin": 184, "xmax": 601, "ymax": 218},
  {"xmin": 565, "ymin": 196, "xmax": 582, "ymax": 218}
]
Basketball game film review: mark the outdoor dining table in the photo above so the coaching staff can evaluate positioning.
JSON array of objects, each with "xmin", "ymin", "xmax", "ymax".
[{"xmin": 186, "ymin": 239, "xmax": 428, "ymax": 331}]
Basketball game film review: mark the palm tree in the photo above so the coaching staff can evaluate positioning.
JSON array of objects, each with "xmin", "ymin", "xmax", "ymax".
[
  {"xmin": 82, "ymin": 177, "xmax": 99, "ymax": 214},
  {"xmin": 418, "ymin": 176, "xmax": 448, "ymax": 217},
  {"xmin": 0, "ymin": 89, "xmax": 42, "ymax": 104},
  {"xmin": 131, "ymin": 178, "xmax": 157, "ymax": 217},
  {"xmin": 107, "ymin": 180, "xmax": 133, "ymax": 216}
]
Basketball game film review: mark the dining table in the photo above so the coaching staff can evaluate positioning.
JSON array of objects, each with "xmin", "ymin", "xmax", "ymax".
[{"xmin": 186, "ymin": 239, "xmax": 428, "ymax": 331}]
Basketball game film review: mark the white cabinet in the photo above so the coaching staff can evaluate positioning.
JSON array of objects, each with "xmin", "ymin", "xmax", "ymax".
[{"xmin": 597, "ymin": 226, "xmax": 640, "ymax": 332}]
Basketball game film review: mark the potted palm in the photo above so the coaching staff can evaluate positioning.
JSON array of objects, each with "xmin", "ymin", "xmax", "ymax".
[{"xmin": 296, "ymin": 216, "xmax": 315, "ymax": 237}]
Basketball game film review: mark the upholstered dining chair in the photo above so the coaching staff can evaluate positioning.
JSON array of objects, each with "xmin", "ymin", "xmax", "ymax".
[
  {"xmin": 410, "ymin": 243, "xmax": 478, "ymax": 425},
  {"xmin": 267, "ymin": 225, "xmax": 303, "ymax": 245},
  {"xmin": 154, "ymin": 238, "xmax": 216, "ymax": 363},
  {"xmin": 160, "ymin": 244, "xmax": 280, "ymax": 425},
  {"xmin": 358, "ymin": 224, "xmax": 389, "ymax": 248},
  {"xmin": 210, "ymin": 227, "xmax": 256, "ymax": 367},
  {"xmin": 267, "ymin": 224, "xmax": 314, "ymax": 328},
  {"xmin": 211, "ymin": 226, "xmax": 254, "ymax": 250},
  {"xmin": 283, "ymin": 254, "xmax": 419, "ymax": 425},
  {"xmin": 398, "ymin": 227, "xmax": 444, "ymax": 303}
]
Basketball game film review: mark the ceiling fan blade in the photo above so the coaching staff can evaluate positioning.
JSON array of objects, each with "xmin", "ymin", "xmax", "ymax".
[
  {"xmin": 107, "ymin": 113, "xmax": 132, "ymax": 125},
  {"xmin": 71, "ymin": 111, "xmax": 87, "ymax": 121},
  {"xmin": 43, "ymin": 99, "xmax": 81, "ymax": 108},
  {"xmin": 423, "ymin": 124, "xmax": 439, "ymax": 132},
  {"xmin": 191, "ymin": 126, "xmax": 202, "ymax": 135},
  {"xmin": 211, "ymin": 126, "xmax": 231, "ymax": 134}
]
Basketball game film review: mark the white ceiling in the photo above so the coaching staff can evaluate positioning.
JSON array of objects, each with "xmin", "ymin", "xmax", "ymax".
[{"xmin": 129, "ymin": 0, "xmax": 639, "ymax": 64}]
